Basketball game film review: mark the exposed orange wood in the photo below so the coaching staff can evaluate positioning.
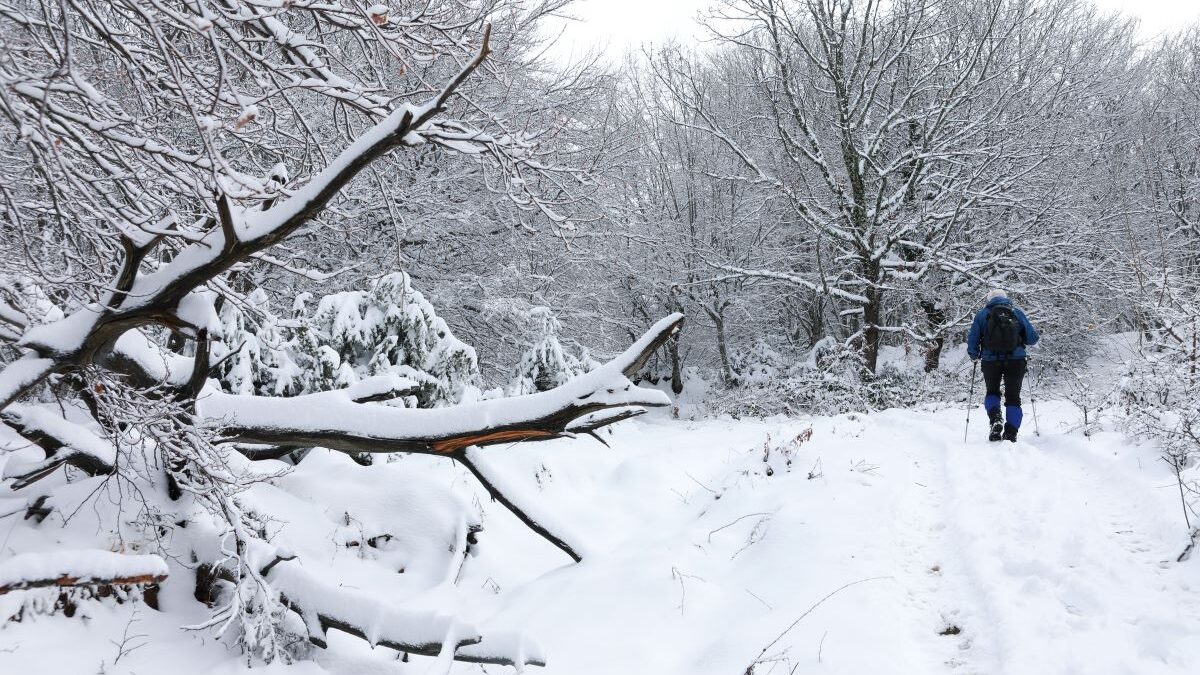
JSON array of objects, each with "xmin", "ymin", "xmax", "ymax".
[{"xmin": 432, "ymin": 429, "xmax": 558, "ymax": 454}]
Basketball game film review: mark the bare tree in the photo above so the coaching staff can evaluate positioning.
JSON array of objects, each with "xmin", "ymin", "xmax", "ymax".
[{"xmin": 650, "ymin": 0, "xmax": 1132, "ymax": 373}]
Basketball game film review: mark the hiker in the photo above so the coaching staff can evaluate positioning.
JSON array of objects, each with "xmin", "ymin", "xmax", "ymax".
[{"xmin": 967, "ymin": 289, "xmax": 1039, "ymax": 442}]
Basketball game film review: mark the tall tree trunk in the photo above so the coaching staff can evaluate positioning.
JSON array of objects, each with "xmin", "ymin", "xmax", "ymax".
[
  {"xmin": 667, "ymin": 333, "xmax": 684, "ymax": 395},
  {"xmin": 861, "ymin": 261, "xmax": 883, "ymax": 375},
  {"xmin": 920, "ymin": 300, "xmax": 947, "ymax": 373},
  {"xmin": 709, "ymin": 307, "xmax": 736, "ymax": 386}
]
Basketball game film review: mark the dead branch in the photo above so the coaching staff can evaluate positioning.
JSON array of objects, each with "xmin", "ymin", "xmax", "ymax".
[
  {"xmin": 455, "ymin": 448, "xmax": 581, "ymax": 563},
  {"xmin": 744, "ymin": 577, "xmax": 891, "ymax": 674}
]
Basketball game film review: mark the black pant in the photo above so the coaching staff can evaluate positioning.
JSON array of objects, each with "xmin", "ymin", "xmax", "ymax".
[{"xmin": 981, "ymin": 358, "xmax": 1026, "ymax": 412}]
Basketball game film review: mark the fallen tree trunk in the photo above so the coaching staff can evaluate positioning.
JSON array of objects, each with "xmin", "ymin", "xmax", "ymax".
[
  {"xmin": 0, "ymin": 551, "xmax": 167, "ymax": 595},
  {"xmin": 203, "ymin": 314, "xmax": 682, "ymax": 563},
  {"xmin": 202, "ymin": 314, "xmax": 684, "ymax": 456}
]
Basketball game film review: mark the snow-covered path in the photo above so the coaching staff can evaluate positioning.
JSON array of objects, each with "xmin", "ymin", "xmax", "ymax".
[
  {"xmin": 4, "ymin": 402, "xmax": 1199, "ymax": 675},
  {"xmin": 933, "ymin": 411, "xmax": 1200, "ymax": 674},
  {"xmin": 452, "ymin": 403, "xmax": 1200, "ymax": 675}
]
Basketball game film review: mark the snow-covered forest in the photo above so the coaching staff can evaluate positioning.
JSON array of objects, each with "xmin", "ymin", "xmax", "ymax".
[{"xmin": 1, "ymin": 0, "xmax": 1199, "ymax": 672}]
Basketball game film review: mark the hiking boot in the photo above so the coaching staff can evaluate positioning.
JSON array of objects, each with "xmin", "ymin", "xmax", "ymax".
[
  {"xmin": 1003, "ymin": 424, "xmax": 1018, "ymax": 443},
  {"xmin": 989, "ymin": 421, "xmax": 1004, "ymax": 442},
  {"xmin": 987, "ymin": 409, "xmax": 1003, "ymax": 442}
]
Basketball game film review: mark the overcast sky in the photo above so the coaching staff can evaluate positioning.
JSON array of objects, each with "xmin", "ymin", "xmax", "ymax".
[{"xmin": 546, "ymin": 0, "xmax": 1200, "ymax": 61}]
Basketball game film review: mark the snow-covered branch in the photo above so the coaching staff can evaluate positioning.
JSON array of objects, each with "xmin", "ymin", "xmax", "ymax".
[
  {"xmin": 0, "ymin": 404, "xmax": 116, "ymax": 489},
  {"xmin": 1, "ymin": 20, "xmax": 497, "ymax": 409}
]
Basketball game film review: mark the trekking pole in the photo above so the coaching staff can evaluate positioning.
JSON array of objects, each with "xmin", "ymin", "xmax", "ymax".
[
  {"xmin": 1030, "ymin": 358, "xmax": 1041, "ymax": 437},
  {"xmin": 964, "ymin": 359, "xmax": 978, "ymax": 443},
  {"xmin": 1031, "ymin": 393, "xmax": 1041, "ymax": 437}
]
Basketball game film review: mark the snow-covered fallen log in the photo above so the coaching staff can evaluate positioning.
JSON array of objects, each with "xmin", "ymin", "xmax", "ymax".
[
  {"xmin": 0, "ymin": 550, "xmax": 167, "ymax": 595},
  {"xmin": 266, "ymin": 557, "xmax": 475, "ymax": 653},
  {"xmin": 265, "ymin": 559, "xmax": 545, "ymax": 667},
  {"xmin": 193, "ymin": 314, "xmax": 682, "ymax": 563}
]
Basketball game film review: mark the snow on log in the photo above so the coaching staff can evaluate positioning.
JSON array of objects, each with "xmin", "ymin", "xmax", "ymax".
[
  {"xmin": 268, "ymin": 558, "xmax": 475, "ymax": 653},
  {"xmin": 1, "ymin": 404, "xmax": 116, "ymax": 489},
  {"xmin": 200, "ymin": 314, "xmax": 684, "ymax": 456},
  {"xmin": 0, "ymin": 497, "xmax": 27, "ymax": 519},
  {"xmin": 0, "ymin": 550, "xmax": 167, "ymax": 595},
  {"xmin": 15, "ymin": 306, "xmax": 104, "ymax": 359},
  {"xmin": 266, "ymin": 559, "xmax": 543, "ymax": 666}
]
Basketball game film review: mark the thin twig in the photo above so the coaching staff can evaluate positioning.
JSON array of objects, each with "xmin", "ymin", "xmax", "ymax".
[
  {"xmin": 744, "ymin": 577, "xmax": 891, "ymax": 674},
  {"xmin": 708, "ymin": 512, "xmax": 774, "ymax": 543}
]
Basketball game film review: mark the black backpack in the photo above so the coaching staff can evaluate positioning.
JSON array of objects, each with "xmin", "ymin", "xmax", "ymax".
[{"xmin": 982, "ymin": 305, "xmax": 1022, "ymax": 354}]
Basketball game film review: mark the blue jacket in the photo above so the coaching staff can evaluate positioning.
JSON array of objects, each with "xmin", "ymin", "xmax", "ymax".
[{"xmin": 967, "ymin": 297, "xmax": 1039, "ymax": 361}]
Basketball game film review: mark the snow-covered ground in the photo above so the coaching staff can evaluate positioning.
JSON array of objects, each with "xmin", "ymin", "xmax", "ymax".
[{"xmin": 3, "ymin": 399, "xmax": 1199, "ymax": 674}]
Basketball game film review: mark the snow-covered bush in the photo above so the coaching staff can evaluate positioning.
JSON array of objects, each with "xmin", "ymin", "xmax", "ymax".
[
  {"xmin": 308, "ymin": 272, "xmax": 481, "ymax": 406},
  {"xmin": 1121, "ymin": 326, "xmax": 1200, "ymax": 465},
  {"xmin": 1123, "ymin": 360, "xmax": 1197, "ymax": 454},
  {"xmin": 708, "ymin": 337, "xmax": 940, "ymax": 418},
  {"xmin": 213, "ymin": 273, "xmax": 481, "ymax": 407},
  {"xmin": 212, "ymin": 290, "xmax": 281, "ymax": 396},
  {"xmin": 729, "ymin": 339, "xmax": 786, "ymax": 384},
  {"xmin": 507, "ymin": 307, "xmax": 594, "ymax": 395},
  {"xmin": 1120, "ymin": 324, "xmax": 1200, "ymax": 542}
]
